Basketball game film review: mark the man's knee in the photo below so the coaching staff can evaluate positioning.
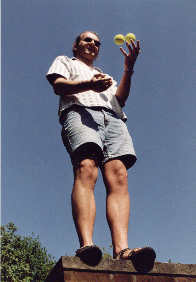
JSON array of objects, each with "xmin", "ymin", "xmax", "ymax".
[
  {"xmin": 103, "ymin": 160, "xmax": 128, "ymax": 193},
  {"xmin": 113, "ymin": 165, "xmax": 128, "ymax": 189},
  {"xmin": 74, "ymin": 159, "xmax": 98, "ymax": 184}
]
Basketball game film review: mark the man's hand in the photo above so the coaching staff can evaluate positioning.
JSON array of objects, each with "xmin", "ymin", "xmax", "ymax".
[
  {"xmin": 120, "ymin": 40, "xmax": 140, "ymax": 71},
  {"xmin": 89, "ymin": 73, "xmax": 113, "ymax": 92}
]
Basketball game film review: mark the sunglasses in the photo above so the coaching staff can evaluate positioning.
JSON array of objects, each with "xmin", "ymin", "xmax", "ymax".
[{"xmin": 83, "ymin": 37, "xmax": 101, "ymax": 47}]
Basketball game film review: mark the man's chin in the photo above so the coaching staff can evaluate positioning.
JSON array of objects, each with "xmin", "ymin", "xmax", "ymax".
[{"xmin": 85, "ymin": 49, "xmax": 97, "ymax": 57}]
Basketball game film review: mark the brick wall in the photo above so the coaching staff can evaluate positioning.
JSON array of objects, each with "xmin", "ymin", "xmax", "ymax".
[{"xmin": 45, "ymin": 256, "xmax": 196, "ymax": 282}]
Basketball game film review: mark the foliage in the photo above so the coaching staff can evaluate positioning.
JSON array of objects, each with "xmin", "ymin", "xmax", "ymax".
[
  {"xmin": 102, "ymin": 245, "xmax": 112, "ymax": 259},
  {"xmin": 1, "ymin": 222, "xmax": 56, "ymax": 282}
]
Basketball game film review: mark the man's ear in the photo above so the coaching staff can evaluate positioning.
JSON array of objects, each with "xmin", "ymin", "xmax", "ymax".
[{"xmin": 73, "ymin": 42, "xmax": 77, "ymax": 52}]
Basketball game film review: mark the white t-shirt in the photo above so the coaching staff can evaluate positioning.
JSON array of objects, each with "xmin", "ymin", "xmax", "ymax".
[{"xmin": 46, "ymin": 56, "xmax": 127, "ymax": 121}]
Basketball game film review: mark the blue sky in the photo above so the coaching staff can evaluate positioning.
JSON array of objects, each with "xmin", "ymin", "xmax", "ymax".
[{"xmin": 1, "ymin": 0, "xmax": 196, "ymax": 264}]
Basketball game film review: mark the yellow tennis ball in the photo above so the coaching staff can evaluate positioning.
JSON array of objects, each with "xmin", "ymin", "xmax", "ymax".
[
  {"xmin": 114, "ymin": 34, "xmax": 125, "ymax": 45},
  {"xmin": 125, "ymin": 33, "xmax": 136, "ymax": 43}
]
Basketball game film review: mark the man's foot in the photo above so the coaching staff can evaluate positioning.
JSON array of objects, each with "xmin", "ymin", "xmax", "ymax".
[
  {"xmin": 116, "ymin": 247, "xmax": 156, "ymax": 273},
  {"xmin": 75, "ymin": 245, "xmax": 102, "ymax": 266}
]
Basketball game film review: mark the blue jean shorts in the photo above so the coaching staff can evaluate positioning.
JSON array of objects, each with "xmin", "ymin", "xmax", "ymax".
[{"xmin": 61, "ymin": 105, "xmax": 137, "ymax": 169}]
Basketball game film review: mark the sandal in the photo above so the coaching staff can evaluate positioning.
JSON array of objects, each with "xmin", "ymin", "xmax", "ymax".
[
  {"xmin": 117, "ymin": 246, "xmax": 156, "ymax": 273},
  {"xmin": 75, "ymin": 245, "xmax": 102, "ymax": 266}
]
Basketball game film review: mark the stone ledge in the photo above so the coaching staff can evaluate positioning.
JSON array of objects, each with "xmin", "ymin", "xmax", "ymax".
[
  {"xmin": 45, "ymin": 256, "xmax": 196, "ymax": 281},
  {"xmin": 61, "ymin": 256, "xmax": 196, "ymax": 277}
]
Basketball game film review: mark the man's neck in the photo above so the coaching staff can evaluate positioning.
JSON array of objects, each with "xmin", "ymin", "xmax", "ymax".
[{"xmin": 76, "ymin": 55, "xmax": 94, "ymax": 68}]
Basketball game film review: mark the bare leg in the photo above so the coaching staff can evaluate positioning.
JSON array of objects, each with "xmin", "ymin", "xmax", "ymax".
[
  {"xmin": 72, "ymin": 158, "xmax": 98, "ymax": 247},
  {"xmin": 102, "ymin": 159, "xmax": 130, "ymax": 259}
]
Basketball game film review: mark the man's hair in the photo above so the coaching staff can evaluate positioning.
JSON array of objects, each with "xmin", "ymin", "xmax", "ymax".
[{"xmin": 72, "ymin": 31, "xmax": 100, "ymax": 57}]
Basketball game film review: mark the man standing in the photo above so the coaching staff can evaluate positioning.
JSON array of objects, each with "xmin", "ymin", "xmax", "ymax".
[{"xmin": 46, "ymin": 31, "xmax": 156, "ymax": 271}]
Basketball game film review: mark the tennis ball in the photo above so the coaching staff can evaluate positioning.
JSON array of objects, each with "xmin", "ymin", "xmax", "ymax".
[
  {"xmin": 125, "ymin": 33, "xmax": 136, "ymax": 43},
  {"xmin": 114, "ymin": 34, "xmax": 125, "ymax": 45}
]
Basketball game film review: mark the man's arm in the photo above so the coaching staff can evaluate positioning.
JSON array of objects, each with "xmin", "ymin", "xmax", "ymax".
[
  {"xmin": 53, "ymin": 74, "xmax": 113, "ymax": 97},
  {"xmin": 115, "ymin": 40, "xmax": 140, "ymax": 107}
]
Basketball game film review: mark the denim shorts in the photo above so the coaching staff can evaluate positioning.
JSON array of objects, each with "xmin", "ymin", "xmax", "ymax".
[{"xmin": 61, "ymin": 105, "xmax": 137, "ymax": 169}]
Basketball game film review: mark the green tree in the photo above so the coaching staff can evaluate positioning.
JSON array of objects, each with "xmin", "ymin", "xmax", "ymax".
[
  {"xmin": 1, "ymin": 222, "xmax": 56, "ymax": 282},
  {"xmin": 102, "ymin": 245, "xmax": 112, "ymax": 259}
]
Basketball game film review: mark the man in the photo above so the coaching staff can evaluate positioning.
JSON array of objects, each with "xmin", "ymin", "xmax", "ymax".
[{"xmin": 46, "ymin": 31, "xmax": 156, "ymax": 271}]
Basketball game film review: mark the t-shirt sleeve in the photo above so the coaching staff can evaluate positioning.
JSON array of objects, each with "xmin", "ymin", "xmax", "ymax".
[{"xmin": 46, "ymin": 56, "xmax": 72, "ymax": 86}]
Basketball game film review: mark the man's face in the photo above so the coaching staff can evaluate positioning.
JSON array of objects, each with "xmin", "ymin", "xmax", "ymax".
[{"xmin": 75, "ymin": 32, "xmax": 100, "ymax": 61}]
